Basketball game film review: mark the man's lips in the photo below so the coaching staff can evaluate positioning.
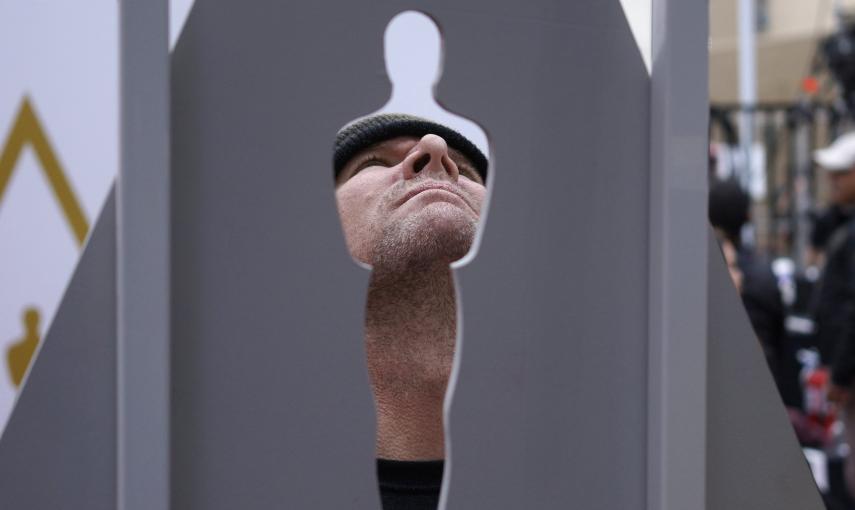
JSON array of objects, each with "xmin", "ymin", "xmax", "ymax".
[{"xmin": 395, "ymin": 183, "xmax": 476, "ymax": 214}]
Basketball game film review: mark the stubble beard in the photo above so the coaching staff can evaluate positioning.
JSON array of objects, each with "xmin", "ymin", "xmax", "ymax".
[
  {"xmin": 364, "ymin": 203, "xmax": 468, "ymax": 397},
  {"xmin": 369, "ymin": 203, "xmax": 477, "ymax": 274}
]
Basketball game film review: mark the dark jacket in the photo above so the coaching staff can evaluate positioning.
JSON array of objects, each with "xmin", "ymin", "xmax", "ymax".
[
  {"xmin": 814, "ymin": 219, "xmax": 855, "ymax": 386},
  {"xmin": 737, "ymin": 248, "xmax": 789, "ymax": 393}
]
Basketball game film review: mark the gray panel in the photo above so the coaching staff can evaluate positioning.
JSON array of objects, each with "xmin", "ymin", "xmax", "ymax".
[
  {"xmin": 117, "ymin": 1, "xmax": 170, "ymax": 509},
  {"xmin": 171, "ymin": 1, "xmax": 650, "ymax": 509},
  {"xmin": 443, "ymin": 3, "xmax": 650, "ymax": 508},
  {"xmin": 170, "ymin": 2, "xmax": 388, "ymax": 508},
  {"xmin": 0, "ymin": 189, "xmax": 116, "ymax": 508},
  {"xmin": 706, "ymin": 229, "xmax": 824, "ymax": 510},
  {"xmin": 646, "ymin": 1, "xmax": 709, "ymax": 508}
]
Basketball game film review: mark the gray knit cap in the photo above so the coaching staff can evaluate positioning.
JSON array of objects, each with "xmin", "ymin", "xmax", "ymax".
[{"xmin": 334, "ymin": 113, "xmax": 488, "ymax": 182}]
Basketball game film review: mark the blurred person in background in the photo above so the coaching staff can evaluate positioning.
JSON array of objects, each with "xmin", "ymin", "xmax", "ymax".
[
  {"xmin": 709, "ymin": 178, "xmax": 788, "ymax": 392},
  {"xmin": 813, "ymin": 132, "xmax": 855, "ymax": 500},
  {"xmin": 720, "ymin": 237, "xmax": 744, "ymax": 293},
  {"xmin": 809, "ymin": 205, "xmax": 852, "ymax": 270}
]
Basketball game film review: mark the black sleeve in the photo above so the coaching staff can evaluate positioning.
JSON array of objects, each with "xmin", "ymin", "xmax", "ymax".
[
  {"xmin": 812, "ymin": 205, "xmax": 850, "ymax": 250},
  {"xmin": 740, "ymin": 263, "xmax": 785, "ymax": 377},
  {"xmin": 831, "ymin": 234, "xmax": 855, "ymax": 386}
]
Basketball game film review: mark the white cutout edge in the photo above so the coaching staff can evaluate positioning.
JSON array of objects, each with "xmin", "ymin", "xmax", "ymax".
[{"xmin": 620, "ymin": 0, "xmax": 652, "ymax": 74}]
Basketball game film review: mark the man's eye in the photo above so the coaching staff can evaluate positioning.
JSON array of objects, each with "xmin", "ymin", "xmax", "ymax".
[
  {"xmin": 459, "ymin": 165, "xmax": 482, "ymax": 183},
  {"xmin": 356, "ymin": 157, "xmax": 390, "ymax": 172}
]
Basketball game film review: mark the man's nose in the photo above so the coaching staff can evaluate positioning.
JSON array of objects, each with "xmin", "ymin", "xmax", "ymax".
[{"xmin": 401, "ymin": 134, "xmax": 459, "ymax": 181}]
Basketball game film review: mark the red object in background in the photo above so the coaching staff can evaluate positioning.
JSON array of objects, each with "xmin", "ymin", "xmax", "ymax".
[
  {"xmin": 802, "ymin": 76, "xmax": 820, "ymax": 95},
  {"xmin": 804, "ymin": 367, "xmax": 836, "ymax": 445}
]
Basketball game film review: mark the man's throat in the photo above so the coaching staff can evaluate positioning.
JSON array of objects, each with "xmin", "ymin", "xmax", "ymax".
[{"xmin": 364, "ymin": 263, "xmax": 458, "ymax": 460}]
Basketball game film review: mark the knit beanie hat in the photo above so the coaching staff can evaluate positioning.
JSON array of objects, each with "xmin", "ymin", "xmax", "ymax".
[{"xmin": 334, "ymin": 113, "xmax": 488, "ymax": 182}]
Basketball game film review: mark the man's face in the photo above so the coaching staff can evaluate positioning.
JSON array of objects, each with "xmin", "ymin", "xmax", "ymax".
[
  {"xmin": 335, "ymin": 134, "xmax": 486, "ymax": 269},
  {"xmin": 828, "ymin": 166, "xmax": 855, "ymax": 205}
]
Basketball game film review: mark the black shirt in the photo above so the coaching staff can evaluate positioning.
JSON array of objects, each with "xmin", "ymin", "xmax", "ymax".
[{"xmin": 377, "ymin": 459, "xmax": 443, "ymax": 510}]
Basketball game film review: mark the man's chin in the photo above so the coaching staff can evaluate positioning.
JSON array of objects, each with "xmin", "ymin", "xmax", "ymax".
[{"xmin": 371, "ymin": 206, "xmax": 477, "ymax": 270}]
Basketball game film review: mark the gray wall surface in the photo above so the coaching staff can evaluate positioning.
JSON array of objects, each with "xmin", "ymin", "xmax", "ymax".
[
  {"xmin": 647, "ymin": 1, "xmax": 709, "ymax": 508},
  {"xmin": 117, "ymin": 2, "xmax": 171, "ymax": 509},
  {"xmin": 0, "ymin": 189, "xmax": 117, "ymax": 508},
  {"xmin": 706, "ymin": 230, "xmax": 824, "ymax": 510},
  {"xmin": 169, "ymin": 2, "xmax": 383, "ymax": 508},
  {"xmin": 443, "ymin": 2, "xmax": 649, "ymax": 509}
]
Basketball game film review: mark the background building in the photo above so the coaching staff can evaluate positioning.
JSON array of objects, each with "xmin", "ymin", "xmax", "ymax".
[{"xmin": 709, "ymin": 0, "xmax": 855, "ymax": 259}]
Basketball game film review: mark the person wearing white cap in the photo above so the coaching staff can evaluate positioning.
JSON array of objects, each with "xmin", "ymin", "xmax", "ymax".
[
  {"xmin": 814, "ymin": 132, "xmax": 855, "ymax": 206},
  {"xmin": 813, "ymin": 132, "xmax": 855, "ymax": 499}
]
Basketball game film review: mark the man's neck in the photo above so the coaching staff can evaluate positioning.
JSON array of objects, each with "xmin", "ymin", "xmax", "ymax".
[{"xmin": 365, "ymin": 261, "xmax": 456, "ymax": 461}]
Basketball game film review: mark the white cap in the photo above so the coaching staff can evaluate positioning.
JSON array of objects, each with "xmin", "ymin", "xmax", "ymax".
[{"xmin": 814, "ymin": 132, "xmax": 855, "ymax": 172}]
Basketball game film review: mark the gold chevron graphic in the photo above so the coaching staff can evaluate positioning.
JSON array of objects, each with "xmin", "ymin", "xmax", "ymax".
[{"xmin": 0, "ymin": 97, "xmax": 89, "ymax": 245}]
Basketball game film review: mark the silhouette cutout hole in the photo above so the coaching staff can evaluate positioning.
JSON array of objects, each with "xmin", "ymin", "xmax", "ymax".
[{"xmin": 332, "ymin": 10, "xmax": 492, "ymax": 510}]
